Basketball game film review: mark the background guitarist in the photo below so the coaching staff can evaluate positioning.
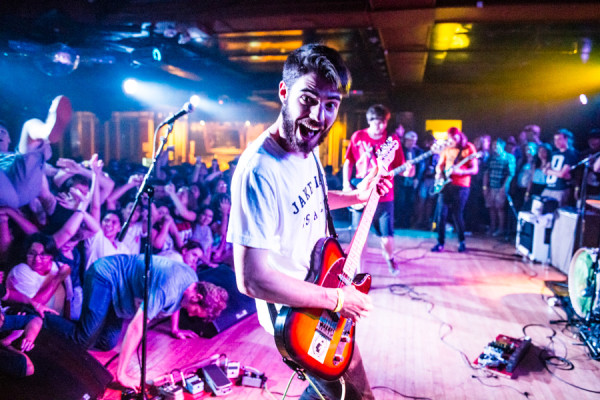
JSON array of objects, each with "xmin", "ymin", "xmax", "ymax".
[
  {"xmin": 228, "ymin": 44, "xmax": 391, "ymax": 400},
  {"xmin": 431, "ymin": 127, "xmax": 479, "ymax": 253},
  {"xmin": 342, "ymin": 104, "xmax": 405, "ymax": 275}
]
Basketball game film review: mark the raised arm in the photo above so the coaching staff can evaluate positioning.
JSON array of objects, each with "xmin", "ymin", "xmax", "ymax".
[
  {"xmin": 0, "ymin": 207, "xmax": 38, "ymax": 235},
  {"xmin": 105, "ymin": 175, "xmax": 143, "ymax": 210},
  {"xmin": 164, "ymin": 183, "xmax": 197, "ymax": 222}
]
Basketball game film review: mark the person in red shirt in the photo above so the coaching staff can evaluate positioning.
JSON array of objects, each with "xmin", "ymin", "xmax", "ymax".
[
  {"xmin": 343, "ymin": 104, "xmax": 405, "ymax": 274},
  {"xmin": 431, "ymin": 127, "xmax": 478, "ymax": 253}
]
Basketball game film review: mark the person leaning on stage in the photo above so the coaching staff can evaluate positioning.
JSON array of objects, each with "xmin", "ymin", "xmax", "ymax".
[
  {"xmin": 431, "ymin": 127, "xmax": 478, "ymax": 253},
  {"xmin": 227, "ymin": 43, "xmax": 392, "ymax": 400},
  {"xmin": 44, "ymin": 253, "xmax": 228, "ymax": 390}
]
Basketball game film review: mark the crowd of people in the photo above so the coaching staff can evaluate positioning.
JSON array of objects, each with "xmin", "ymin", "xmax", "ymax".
[
  {"xmin": 1, "ymin": 41, "xmax": 600, "ymax": 399},
  {"xmin": 0, "ymin": 98, "xmax": 231, "ymax": 385},
  {"xmin": 376, "ymin": 123, "xmax": 600, "ymax": 242}
]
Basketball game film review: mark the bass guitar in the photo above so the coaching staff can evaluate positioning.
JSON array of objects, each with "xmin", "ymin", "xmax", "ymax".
[
  {"xmin": 273, "ymin": 138, "xmax": 398, "ymax": 381},
  {"xmin": 429, "ymin": 151, "xmax": 483, "ymax": 195},
  {"xmin": 349, "ymin": 139, "xmax": 451, "ymax": 211}
]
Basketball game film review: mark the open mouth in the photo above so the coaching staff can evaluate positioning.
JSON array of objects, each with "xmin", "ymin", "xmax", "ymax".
[{"xmin": 298, "ymin": 121, "xmax": 322, "ymax": 140}]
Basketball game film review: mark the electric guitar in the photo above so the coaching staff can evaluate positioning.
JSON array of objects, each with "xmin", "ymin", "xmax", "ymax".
[
  {"xmin": 273, "ymin": 138, "xmax": 398, "ymax": 381},
  {"xmin": 429, "ymin": 150, "xmax": 483, "ymax": 195},
  {"xmin": 349, "ymin": 139, "xmax": 451, "ymax": 211}
]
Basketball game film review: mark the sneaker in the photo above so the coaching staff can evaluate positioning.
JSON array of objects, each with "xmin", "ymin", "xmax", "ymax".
[
  {"xmin": 458, "ymin": 242, "xmax": 466, "ymax": 252},
  {"xmin": 45, "ymin": 95, "xmax": 72, "ymax": 143},
  {"xmin": 386, "ymin": 258, "xmax": 400, "ymax": 275},
  {"xmin": 431, "ymin": 243, "xmax": 444, "ymax": 252}
]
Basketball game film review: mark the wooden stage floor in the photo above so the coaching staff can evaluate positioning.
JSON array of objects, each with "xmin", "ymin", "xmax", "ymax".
[{"xmin": 92, "ymin": 230, "xmax": 600, "ymax": 400}]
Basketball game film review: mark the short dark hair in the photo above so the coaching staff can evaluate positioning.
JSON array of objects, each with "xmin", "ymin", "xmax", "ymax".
[
  {"xmin": 182, "ymin": 240, "xmax": 202, "ymax": 253},
  {"xmin": 60, "ymin": 174, "xmax": 91, "ymax": 193},
  {"xmin": 194, "ymin": 281, "xmax": 229, "ymax": 321},
  {"xmin": 23, "ymin": 233, "xmax": 58, "ymax": 260},
  {"xmin": 366, "ymin": 104, "xmax": 391, "ymax": 122},
  {"xmin": 282, "ymin": 43, "xmax": 351, "ymax": 96},
  {"xmin": 102, "ymin": 209, "xmax": 123, "ymax": 225}
]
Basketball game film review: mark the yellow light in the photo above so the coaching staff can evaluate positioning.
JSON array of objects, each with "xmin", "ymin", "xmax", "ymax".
[
  {"xmin": 245, "ymin": 120, "xmax": 251, "ymax": 127},
  {"xmin": 200, "ymin": 120, "xmax": 206, "ymax": 126},
  {"xmin": 431, "ymin": 23, "xmax": 471, "ymax": 51},
  {"xmin": 425, "ymin": 120, "xmax": 463, "ymax": 141}
]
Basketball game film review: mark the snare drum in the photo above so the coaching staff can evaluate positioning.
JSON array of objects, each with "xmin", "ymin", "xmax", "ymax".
[{"xmin": 568, "ymin": 247, "xmax": 600, "ymax": 318}]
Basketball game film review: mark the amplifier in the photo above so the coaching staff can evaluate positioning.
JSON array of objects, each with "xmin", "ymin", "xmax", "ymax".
[
  {"xmin": 516, "ymin": 211, "xmax": 553, "ymax": 263},
  {"xmin": 550, "ymin": 207, "xmax": 600, "ymax": 274}
]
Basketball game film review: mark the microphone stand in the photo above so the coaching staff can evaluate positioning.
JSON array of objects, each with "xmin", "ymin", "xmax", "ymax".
[{"xmin": 118, "ymin": 122, "xmax": 175, "ymax": 399}]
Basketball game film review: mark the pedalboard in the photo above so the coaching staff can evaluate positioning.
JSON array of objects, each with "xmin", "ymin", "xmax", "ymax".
[
  {"xmin": 148, "ymin": 356, "xmax": 268, "ymax": 397},
  {"xmin": 474, "ymin": 334, "xmax": 531, "ymax": 378}
]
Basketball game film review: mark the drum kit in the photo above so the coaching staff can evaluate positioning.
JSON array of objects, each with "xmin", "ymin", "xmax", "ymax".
[{"xmin": 568, "ymin": 199, "xmax": 600, "ymax": 323}]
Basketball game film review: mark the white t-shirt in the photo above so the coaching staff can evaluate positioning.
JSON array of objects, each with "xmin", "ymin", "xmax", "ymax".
[
  {"xmin": 121, "ymin": 221, "xmax": 144, "ymax": 255},
  {"xmin": 85, "ymin": 230, "xmax": 134, "ymax": 269},
  {"xmin": 227, "ymin": 132, "xmax": 328, "ymax": 334},
  {"xmin": 7, "ymin": 262, "xmax": 63, "ymax": 310}
]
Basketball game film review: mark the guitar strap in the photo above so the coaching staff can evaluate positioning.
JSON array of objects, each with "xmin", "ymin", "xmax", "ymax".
[
  {"xmin": 312, "ymin": 151, "xmax": 337, "ymax": 240},
  {"xmin": 266, "ymin": 152, "xmax": 338, "ymax": 327}
]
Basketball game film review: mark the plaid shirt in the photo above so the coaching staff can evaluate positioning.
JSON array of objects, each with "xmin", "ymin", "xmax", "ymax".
[{"xmin": 488, "ymin": 152, "xmax": 515, "ymax": 189}]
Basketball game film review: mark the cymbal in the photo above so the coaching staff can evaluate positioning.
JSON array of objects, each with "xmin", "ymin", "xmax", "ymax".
[{"xmin": 586, "ymin": 199, "xmax": 600, "ymax": 210}]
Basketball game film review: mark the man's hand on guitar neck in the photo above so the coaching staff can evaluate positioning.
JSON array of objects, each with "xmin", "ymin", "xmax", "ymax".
[
  {"xmin": 354, "ymin": 165, "xmax": 393, "ymax": 203},
  {"xmin": 336, "ymin": 285, "xmax": 372, "ymax": 321}
]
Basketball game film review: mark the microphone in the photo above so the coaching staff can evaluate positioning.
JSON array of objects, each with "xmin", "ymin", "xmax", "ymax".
[{"xmin": 158, "ymin": 102, "xmax": 194, "ymax": 127}]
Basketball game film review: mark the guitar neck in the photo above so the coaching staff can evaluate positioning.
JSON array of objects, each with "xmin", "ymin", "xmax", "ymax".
[
  {"xmin": 392, "ymin": 150, "xmax": 432, "ymax": 175},
  {"xmin": 344, "ymin": 189, "xmax": 380, "ymax": 277},
  {"xmin": 446, "ymin": 152, "xmax": 479, "ymax": 175}
]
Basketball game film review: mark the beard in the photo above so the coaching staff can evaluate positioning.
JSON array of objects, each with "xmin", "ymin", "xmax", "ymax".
[{"xmin": 281, "ymin": 101, "xmax": 330, "ymax": 154}]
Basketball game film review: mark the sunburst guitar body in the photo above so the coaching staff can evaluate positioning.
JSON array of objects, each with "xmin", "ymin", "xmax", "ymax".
[{"xmin": 274, "ymin": 237, "xmax": 371, "ymax": 381}]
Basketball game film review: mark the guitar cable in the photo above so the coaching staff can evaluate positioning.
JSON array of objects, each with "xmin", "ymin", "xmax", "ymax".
[{"xmin": 275, "ymin": 370, "xmax": 345, "ymax": 400}]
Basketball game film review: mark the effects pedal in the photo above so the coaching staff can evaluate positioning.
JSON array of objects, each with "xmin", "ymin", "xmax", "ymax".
[
  {"xmin": 184, "ymin": 374, "xmax": 204, "ymax": 395},
  {"xmin": 239, "ymin": 367, "xmax": 267, "ymax": 389},
  {"xmin": 158, "ymin": 383, "xmax": 184, "ymax": 400},
  {"xmin": 202, "ymin": 363, "xmax": 232, "ymax": 396}
]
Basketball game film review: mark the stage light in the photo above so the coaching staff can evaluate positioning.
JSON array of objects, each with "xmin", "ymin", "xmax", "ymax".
[
  {"xmin": 190, "ymin": 95, "xmax": 201, "ymax": 108},
  {"xmin": 123, "ymin": 79, "xmax": 139, "ymax": 95},
  {"xmin": 152, "ymin": 47, "xmax": 162, "ymax": 62},
  {"xmin": 580, "ymin": 94, "xmax": 588, "ymax": 105},
  {"xmin": 245, "ymin": 121, "xmax": 251, "ymax": 127}
]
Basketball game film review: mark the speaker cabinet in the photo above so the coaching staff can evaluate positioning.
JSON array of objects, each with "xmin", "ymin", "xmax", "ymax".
[
  {"xmin": 516, "ymin": 211, "xmax": 553, "ymax": 263},
  {"xmin": 551, "ymin": 207, "xmax": 600, "ymax": 275},
  {"xmin": 180, "ymin": 265, "xmax": 257, "ymax": 338},
  {"xmin": 0, "ymin": 329, "xmax": 112, "ymax": 400},
  {"xmin": 550, "ymin": 208, "xmax": 578, "ymax": 274}
]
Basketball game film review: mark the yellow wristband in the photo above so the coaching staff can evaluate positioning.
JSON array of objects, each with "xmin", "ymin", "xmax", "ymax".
[{"xmin": 333, "ymin": 288, "xmax": 344, "ymax": 313}]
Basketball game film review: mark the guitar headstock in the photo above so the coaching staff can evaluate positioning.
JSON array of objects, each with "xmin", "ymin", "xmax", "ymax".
[
  {"xmin": 377, "ymin": 137, "xmax": 399, "ymax": 171},
  {"xmin": 431, "ymin": 139, "xmax": 452, "ymax": 154}
]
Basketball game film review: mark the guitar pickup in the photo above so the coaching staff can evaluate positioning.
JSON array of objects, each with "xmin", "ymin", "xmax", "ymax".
[{"xmin": 337, "ymin": 274, "xmax": 351, "ymax": 285}]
